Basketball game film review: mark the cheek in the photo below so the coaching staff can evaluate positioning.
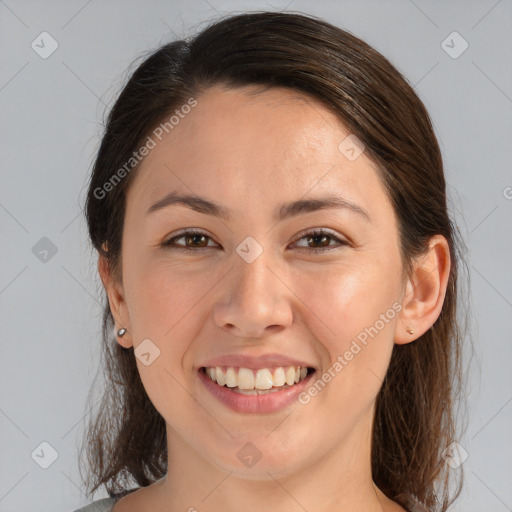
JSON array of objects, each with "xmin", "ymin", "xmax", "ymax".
[
  {"xmin": 292, "ymin": 256, "xmax": 401, "ymax": 344},
  {"xmin": 291, "ymin": 258, "xmax": 400, "ymax": 410},
  {"xmin": 126, "ymin": 257, "xmax": 208, "ymax": 340},
  {"xmin": 128, "ymin": 265, "xmax": 206, "ymax": 422}
]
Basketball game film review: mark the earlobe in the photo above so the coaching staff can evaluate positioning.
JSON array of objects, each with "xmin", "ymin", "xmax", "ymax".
[
  {"xmin": 97, "ymin": 254, "xmax": 133, "ymax": 348},
  {"xmin": 394, "ymin": 235, "xmax": 451, "ymax": 345}
]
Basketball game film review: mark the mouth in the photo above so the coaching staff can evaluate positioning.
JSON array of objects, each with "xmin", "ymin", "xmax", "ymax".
[{"xmin": 199, "ymin": 365, "xmax": 316, "ymax": 395}]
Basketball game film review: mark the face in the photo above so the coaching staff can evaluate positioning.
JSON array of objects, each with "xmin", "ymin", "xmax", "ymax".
[{"xmin": 114, "ymin": 84, "xmax": 406, "ymax": 480}]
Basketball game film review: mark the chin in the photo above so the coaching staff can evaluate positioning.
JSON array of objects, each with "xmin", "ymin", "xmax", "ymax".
[{"xmin": 206, "ymin": 434, "xmax": 312, "ymax": 480}]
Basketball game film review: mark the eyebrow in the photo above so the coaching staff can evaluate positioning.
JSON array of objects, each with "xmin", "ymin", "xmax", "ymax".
[{"xmin": 145, "ymin": 191, "xmax": 371, "ymax": 223}]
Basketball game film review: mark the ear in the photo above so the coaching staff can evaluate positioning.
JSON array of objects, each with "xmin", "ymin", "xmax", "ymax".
[
  {"xmin": 394, "ymin": 234, "xmax": 451, "ymax": 344},
  {"xmin": 98, "ymin": 254, "xmax": 133, "ymax": 348}
]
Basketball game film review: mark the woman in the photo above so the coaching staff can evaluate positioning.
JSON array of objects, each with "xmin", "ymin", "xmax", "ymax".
[{"xmin": 75, "ymin": 10, "xmax": 467, "ymax": 512}]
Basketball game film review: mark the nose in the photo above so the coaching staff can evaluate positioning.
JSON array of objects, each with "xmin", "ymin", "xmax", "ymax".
[{"xmin": 212, "ymin": 247, "xmax": 293, "ymax": 338}]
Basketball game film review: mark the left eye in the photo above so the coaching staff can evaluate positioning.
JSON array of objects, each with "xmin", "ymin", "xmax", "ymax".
[
  {"xmin": 162, "ymin": 229, "xmax": 348, "ymax": 253},
  {"xmin": 293, "ymin": 229, "xmax": 348, "ymax": 252}
]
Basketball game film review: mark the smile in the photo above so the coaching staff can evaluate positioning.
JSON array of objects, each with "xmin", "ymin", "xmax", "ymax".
[
  {"xmin": 198, "ymin": 365, "xmax": 316, "ymax": 413},
  {"xmin": 202, "ymin": 365, "xmax": 310, "ymax": 393}
]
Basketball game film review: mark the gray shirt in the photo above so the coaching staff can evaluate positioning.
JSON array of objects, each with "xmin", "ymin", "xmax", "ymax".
[
  {"xmin": 73, "ymin": 497, "xmax": 116, "ymax": 512},
  {"xmin": 73, "ymin": 487, "xmax": 139, "ymax": 511}
]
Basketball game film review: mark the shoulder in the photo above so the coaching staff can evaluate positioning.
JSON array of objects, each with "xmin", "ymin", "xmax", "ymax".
[{"xmin": 73, "ymin": 497, "xmax": 116, "ymax": 512}]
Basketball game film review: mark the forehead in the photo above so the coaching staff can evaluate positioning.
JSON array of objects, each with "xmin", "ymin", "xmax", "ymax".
[{"xmin": 125, "ymin": 84, "xmax": 390, "ymax": 224}]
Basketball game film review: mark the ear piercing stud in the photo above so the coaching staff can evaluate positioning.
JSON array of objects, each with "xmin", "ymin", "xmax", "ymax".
[{"xmin": 406, "ymin": 327, "xmax": 414, "ymax": 335}]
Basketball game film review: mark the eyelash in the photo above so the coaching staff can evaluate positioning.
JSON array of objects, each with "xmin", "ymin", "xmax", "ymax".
[{"xmin": 161, "ymin": 228, "xmax": 348, "ymax": 254}]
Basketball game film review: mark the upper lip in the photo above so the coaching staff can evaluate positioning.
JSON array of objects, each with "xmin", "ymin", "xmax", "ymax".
[{"xmin": 198, "ymin": 353, "xmax": 317, "ymax": 371}]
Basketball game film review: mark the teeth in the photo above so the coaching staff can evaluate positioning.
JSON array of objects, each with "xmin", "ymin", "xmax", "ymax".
[
  {"xmin": 238, "ymin": 368, "xmax": 255, "ymax": 389},
  {"xmin": 216, "ymin": 366, "xmax": 225, "ymax": 386},
  {"xmin": 272, "ymin": 367, "xmax": 286, "ymax": 387},
  {"xmin": 225, "ymin": 367, "xmax": 237, "ymax": 388},
  {"xmin": 255, "ymin": 368, "xmax": 273, "ymax": 389},
  {"xmin": 204, "ymin": 365, "xmax": 310, "ymax": 390},
  {"xmin": 285, "ymin": 367, "xmax": 296, "ymax": 386}
]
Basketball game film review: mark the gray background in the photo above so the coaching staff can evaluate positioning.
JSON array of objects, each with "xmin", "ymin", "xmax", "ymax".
[{"xmin": 1, "ymin": 0, "xmax": 511, "ymax": 511}]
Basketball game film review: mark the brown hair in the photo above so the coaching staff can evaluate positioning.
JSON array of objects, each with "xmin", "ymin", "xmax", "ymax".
[{"xmin": 80, "ymin": 11, "xmax": 470, "ymax": 511}]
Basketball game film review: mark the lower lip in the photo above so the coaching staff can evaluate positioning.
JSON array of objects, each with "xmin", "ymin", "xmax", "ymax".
[{"xmin": 198, "ymin": 368, "xmax": 315, "ymax": 414}]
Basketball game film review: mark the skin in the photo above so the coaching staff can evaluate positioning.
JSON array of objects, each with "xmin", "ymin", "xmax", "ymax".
[{"xmin": 99, "ymin": 84, "xmax": 451, "ymax": 512}]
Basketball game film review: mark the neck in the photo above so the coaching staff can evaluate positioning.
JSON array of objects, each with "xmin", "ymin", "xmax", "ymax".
[{"xmin": 153, "ymin": 413, "xmax": 387, "ymax": 512}]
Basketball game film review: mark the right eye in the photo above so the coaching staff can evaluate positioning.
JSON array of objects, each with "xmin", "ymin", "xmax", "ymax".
[{"xmin": 161, "ymin": 229, "xmax": 217, "ymax": 253}]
